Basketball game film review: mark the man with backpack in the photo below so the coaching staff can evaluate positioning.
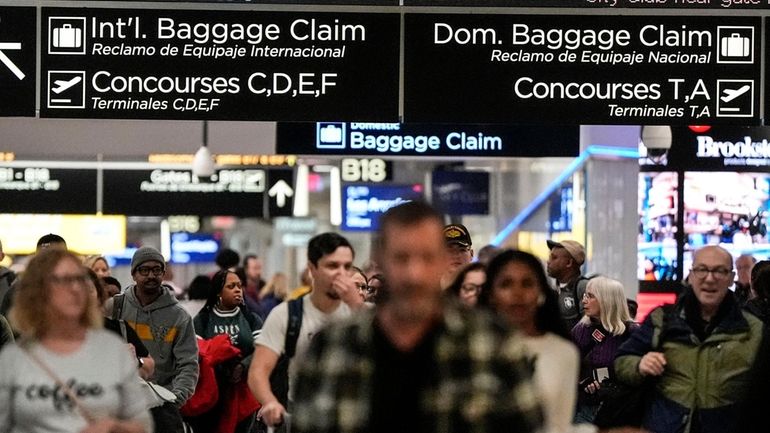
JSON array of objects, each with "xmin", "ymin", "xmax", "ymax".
[
  {"xmin": 247, "ymin": 232, "xmax": 365, "ymax": 429},
  {"xmin": 112, "ymin": 246, "xmax": 199, "ymax": 433},
  {"xmin": 615, "ymin": 245, "xmax": 765, "ymax": 433},
  {"xmin": 546, "ymin": 239, "xmax": 589, "ymax": 330}
]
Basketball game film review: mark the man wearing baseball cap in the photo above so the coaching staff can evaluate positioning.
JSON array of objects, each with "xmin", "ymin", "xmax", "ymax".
[
  {"xmin": 441, "ymin": 224, "xmax": 474, "ymax": 289},
  {"xmin": 546, "ymin": 239, "xmax": 587, "ymax": 329},
  {"xmin": 112, "ymin": 246, "xmax": 199, "ymax": 433}
]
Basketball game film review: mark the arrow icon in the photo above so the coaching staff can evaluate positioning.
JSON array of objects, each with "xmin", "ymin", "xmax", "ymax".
[
  {"xmin": 268, "ymin": 180, "xmax": 294, "ymax": 208},
  {"xmin": 0, "ymin": 42, "xmax": 24, "ymax": 80}
]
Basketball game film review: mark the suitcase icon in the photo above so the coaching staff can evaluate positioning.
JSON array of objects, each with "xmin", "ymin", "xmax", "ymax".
[
  {"xmin": 53, "ymin": 24, "xmax": 82, "ymax": 49},
  {"xmin": 721, "ymin": 33, "xmax": 750, "ymax": 57}
]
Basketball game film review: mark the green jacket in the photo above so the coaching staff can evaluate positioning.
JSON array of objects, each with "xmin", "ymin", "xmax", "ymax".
[{"xmin": 614, "ymin": 291, "xmax": 765, "ymax": 433}]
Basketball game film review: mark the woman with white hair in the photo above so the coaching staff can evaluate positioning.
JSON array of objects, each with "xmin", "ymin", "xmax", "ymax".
[{"xmin": 571, "ymin": 276, "xmax": 638, "ymax": 424}]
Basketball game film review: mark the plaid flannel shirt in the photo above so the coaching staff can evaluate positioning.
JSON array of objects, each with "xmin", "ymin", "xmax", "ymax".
[{"xmin": 291, "ymin": 300, "xmax": 544, "ymax": 433}]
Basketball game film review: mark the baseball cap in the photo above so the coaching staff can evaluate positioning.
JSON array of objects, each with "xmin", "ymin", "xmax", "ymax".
[
  {"xmin": 444, "ymin": 224, "xmax": 472, "ymax": 248},
  {"xmin": 546, "ymin": 239, "xmax": 585, "ymax": 266}
]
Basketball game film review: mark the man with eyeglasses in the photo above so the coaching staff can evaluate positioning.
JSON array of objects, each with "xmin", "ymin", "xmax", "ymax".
[
  {"xmin": 112, "ymin": 246, "xmax": 199, "ymax": 433},
  {"xmin": 615, "ymin": 245, "xmax": 765, "ymax": 433},
  {"xmin": 440, "ymin": 223, "xmax": 474, "ymax": 289}
]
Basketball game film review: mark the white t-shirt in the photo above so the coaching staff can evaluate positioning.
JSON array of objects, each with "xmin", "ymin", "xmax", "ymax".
[
  {"xmin": 256, "ymin": 295, "xmax": 352, "ymax": 400},
  {"xmin": 521, "ymin": 332, "xmax": 580, "ymax": 433},
  {"xmin": 0, "ymin": 329, "xmax": 153, "ymax": 433}
]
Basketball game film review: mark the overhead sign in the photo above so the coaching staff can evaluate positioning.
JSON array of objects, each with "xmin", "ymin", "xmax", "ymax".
[
  {"xmin": 40, "ymin": 8, "xmax": 400, "ymax": 121},
  {"xmin": 0, "ymin": 166, "xmax": 96, "ymax": 213},
  {"xmin": 276, "ymin": 122, "xmax": 579, "ymax": 156},
  {"xmin": 102, "ymin": 168, "xmax": 268, "ymax": 216},
  {"xmin": 404, "ymin": 15, "xmax": 761, "ymax": 125},
  {"xmin": 431, "ymin": 170, "xmax": 489, "ymax": 215},
  {"xmin": 116, "ymin": 0, "xmax": 770, "ymax": 8},
  {"xmin": 404, "ymin": 0, "xmax": 770, "ymax": 8},
  {"xmin": 0, "ymin": 7, "xmax": 36, "ymax": 117},
  {"xmin": 121, "ymin": 0, "xmax": 397, "ymax": 4},
  {"xmin": 342, "ymin": 183, "xmax": 423, "ymax": 231}
]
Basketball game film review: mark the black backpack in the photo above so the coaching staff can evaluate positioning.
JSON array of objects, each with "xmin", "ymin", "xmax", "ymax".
[
  {"xmin": 0, "ymin": 268, "xmax": 17, "ymax": 316},
  {"xmin": 269, "ymin": 297, "xmax": 304, "ymax": 407}
]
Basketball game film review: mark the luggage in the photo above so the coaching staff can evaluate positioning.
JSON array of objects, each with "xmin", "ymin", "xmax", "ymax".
[
  {"xmin": 721, "ymin": 33, "xmax": 750, "ymax": 57},
  {"xmin": 53, "ymin": 24, "xmax": 81, "ymax": 48}
]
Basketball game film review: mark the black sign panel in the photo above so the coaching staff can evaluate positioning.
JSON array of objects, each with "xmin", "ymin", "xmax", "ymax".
[
  {"xmin": 40, "ymin": 8, "xmax": 400, "ymax": 121},
  {"xmin": 85, "ymin": 0, "xmax": 770, "ymax": 8},
  {"xmin": 276, "ymin": 122, "xmax": 579, "ymax": 157},
  {"xmin": 0, "ymin": 167, "xmax": 96, "ymax": 213},
  {"xmin": 0, "ymin": 7, "xmax": 36, "ymax": 117},
  {"xmin": 404, "ymin": 15, "xmax": 761, "ymax": 125},
  {"xmin": 116, "ymin": 0, "xmax": 397, "ymax": 3},
  {"xmin": 404, "ymin": 0, "xmax": 770, "ymax": 8},
  {"xmin": 102, "ymin": 168, "xmax": 267, "ymax": 216}
]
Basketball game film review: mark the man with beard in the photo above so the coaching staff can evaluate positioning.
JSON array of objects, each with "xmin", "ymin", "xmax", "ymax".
[
  {"xmin": 290, "ymin": 201, "xmax": 543, "ymax": 433},
  {"xmin": 248, "ymin": 232, "xmax": 364, "ymax": 429},
  {"xmin": 112, "ymin": 246, "xmax": 199, "ymax": 433}
]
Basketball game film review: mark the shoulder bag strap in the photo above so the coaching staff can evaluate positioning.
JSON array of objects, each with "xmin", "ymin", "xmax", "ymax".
[
  {"xmin": 651, "ymin": 304, "xmax": 674, "ymax": 350},
  {"xmin": 118, "ymin": 319, "xmax": 128, "ymax": 341},
  {"xmin": 21, "ymin": 345, "xmax": 95, "ymax": 423},
  {"xmin": 284, "ymin": 297, "xmax": 304, "ymax": 359},
  {"xmin": 112, "ymin": 293, "xmax": 125, "ymax": 321}
]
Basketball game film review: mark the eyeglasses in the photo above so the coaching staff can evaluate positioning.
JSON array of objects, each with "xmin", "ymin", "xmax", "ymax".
[
  {"xmin": 690, "ymin": 267, "xmax": 732, "ymax": 280},
  {"xmin": 48, "ymin": 273, "xmax": 89, "ymax": 286},
  {"xmin": 136, "ymin": 266, "xmax": 164, "ymax": 277},
  {"xmin": 460, "ymin": 283, "xmax": 482, "ymax": 295},
  {"xmin": 582, "ymin": 292, "xmax": 596, "ymax": 300}
]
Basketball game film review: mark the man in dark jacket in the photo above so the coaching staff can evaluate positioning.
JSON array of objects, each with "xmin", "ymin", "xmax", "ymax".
[
  {"xmin": 546, "ymin": 239, "xmax": 587, "ymax": 329},
  {"xmin": 615, "ymin": 245, "xmax": 765, "ymax": 433}
]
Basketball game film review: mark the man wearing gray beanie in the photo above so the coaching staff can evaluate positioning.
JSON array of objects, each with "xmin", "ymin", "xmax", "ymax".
[{"xmin": 113, "ymin": 246, "xmax": 199, "ymax": 433}]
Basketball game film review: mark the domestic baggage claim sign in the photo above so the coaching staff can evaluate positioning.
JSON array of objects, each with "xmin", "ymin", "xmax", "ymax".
[
  {"xmin": 39, "ymin": 8, "xmax": 399, "ymax": 121},
  {"xmin": 404, "ymin": 15, "xmax": 761, "ymax": 125},
  {"xmin": 275, "ymin": 122, "xmax": 580, "ymax": 157}
]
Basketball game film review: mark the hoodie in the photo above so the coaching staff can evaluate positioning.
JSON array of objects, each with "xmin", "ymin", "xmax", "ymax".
[{"xmin": 120, "ymin": 283, "xmax": 199, "ymax": 405}]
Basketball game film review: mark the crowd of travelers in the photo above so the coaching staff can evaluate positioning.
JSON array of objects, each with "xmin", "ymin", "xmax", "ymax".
[{"xmin": 0, "ymin": 200, "xmax": 768, "ymax": 433}]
